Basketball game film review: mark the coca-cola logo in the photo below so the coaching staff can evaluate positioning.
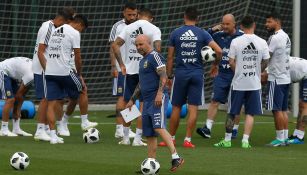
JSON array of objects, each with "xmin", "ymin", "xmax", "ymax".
[{"xmin": 181, "ymin": 42, "xmax": 196, "ymax": 48}]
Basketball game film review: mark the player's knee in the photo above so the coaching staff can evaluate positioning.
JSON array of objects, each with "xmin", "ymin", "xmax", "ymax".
[
  {"xmin": 5, "ymin": 97, "xmax": 15, "ymax": 105},
  {"xmin": 225, "ymin": 114, "xmax": 235, "ymax": 133},
  {"xmin": 210, "ymin": 100, "xmax": 219, "ymax": 107},
  {"xmin": 115, "ymin": 109, "xmax": 123, "ymax": 117},
  {"xmin": 303, "ymin": 115, "xmax": 307, "ymax": 124}
]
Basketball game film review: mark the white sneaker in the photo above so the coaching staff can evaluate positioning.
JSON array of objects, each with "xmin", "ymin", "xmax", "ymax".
[
  {"xmin": 34, "ymin": 130, "xmax": 51, "ymax": 141},
  {"xmin": 13, "ymin": 129, "xmax": 33, "ymax": 136},
  {"xmin": 81, "ymin": 121, "xmax": 98, "ymax": 131},
  {"xmin": 132, "ymin": 140, "xmax": 147, "ymax": 146},
  {"xmin": 129, "ymin": 129, "xmax": 136, "ymax": 138},
  {"xmin": 57, "ymin": 122, "xmax": 70, "ymax": 136},
  {"xmin": 114, "ymin": 129, "xmax": 124, "ymax": 138},
  {"xmin": 0, "ymin": 130, "xmax": 18, "ymax": 137},
  {"xmin": 118, "ymin": 139, "xmax": 130, "ymax": 145},
  {"xmin": 50, "ymin": 135, "xmax": 64, "ymax": 144}
]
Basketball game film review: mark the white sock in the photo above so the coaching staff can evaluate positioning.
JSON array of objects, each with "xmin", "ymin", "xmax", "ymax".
[
  {"xmin": 1, "ymin": 121, "xmax": 8, "ymax": 131},
  {"xmin": 276, "ymin": 130, "xmax": 284, "ymax": 141},
  {"xmin": 81, "ymin": 114, "xmax": 88, "ymax": 123},
  {"xmin": 12, "ymin": 118, "xmax": 20, "ymax": 131},
  {"xmin": 45, "ymin": 124, "xmax": 50, "ymax": 132},
  {"xmin": 294, "ymin": 129, "xmax": 305, "ymax": 139},
  {"xmin": 123, "ymin": 127, "xmax": 130, "ymax": 140},
  {"xmin": 284, "ymin": 129, "xmax": 288, "ymax": 139},
  {"xmin": 233, "ymin": 124, "xmax": 239, "ymax": 130},
  {"xmin": 63, "ymin": 113, "xmax": 69, "ymax": 123},
  {"xmin": 50, "ymin": 130, "xmax": 56, "ymax": 139},
  {"xmin": 184, "ymin": 137, "xmax": 191, "ymax": 142},
  {"xmin": 171, "ymin": 135, "xmax": 176, "ymax": 140},
  {"xmin": 171, "ymin": 152, "xmax": 180, "ymax": 159},
  {"xmin": 206, "ymin": 119, "xmax": 214, "ymax": 130},
  {"xmin": 37, "ymin": 123, "xmax": 45, "ymax": 131},
  {"xmin": 225, "ymin": 133, "xmax": 232, "ymax": 141},
  {"xmin": 242, "ymin": 134, "xmax": 249, "ymax": 143},
  {"xmin": 134, "ymin": 128, "xmax": 142, "ymax": 142},
  {"xmin": 116, "ymin": 124, "xmax": 123, "ymax": 131}
]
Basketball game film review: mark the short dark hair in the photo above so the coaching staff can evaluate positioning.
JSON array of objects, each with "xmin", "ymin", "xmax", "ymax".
[
  {"xmin": 240, "ymin": 15, "xmax": 254, "ymax": 28},
  {"xmin": 184, "ymin": 7, "xmax": 199, "ymax": 21},
  {"xmin": 124, "ymin": 2, "xmax": 137, "ymax": 10},
  {"xmin": 138, "ymin": 8, "xmax": 153, "ymax": 18},
  {"xmin": 266, "ymin": 11, "xmax": 281, "ymax": 21},
  {"xmin": 73, "ymin": 14, "xmax": 88, "ymax": 29},
  {"xmin": 58, "ymin": 7, "xmax": 74, "ymax": 21}
]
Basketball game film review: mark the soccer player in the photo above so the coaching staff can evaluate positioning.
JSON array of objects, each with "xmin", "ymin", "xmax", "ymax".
[
  {"xmin": 109, "ymin": 2, "xmax": 137, "ymax": 139},
  {"xmin": 262, "ymin": 57, "xmax": 307, "ymax": 144},
  {"xmin": 265, "ymin": 12, "xmax": 291, "ymax": 146},
  {"xmin": 160, "ymin": 6, "xmax": 222, "ymax": 148},
  {"xmin": 214, "ymin": 15, "xmax": 270, "ymax": 148},
  {"xmin": 112, "ymin": 8, "xmax": 161, "ymax": 146},
  {"xmin": 0, "ymin": 57, "xmax": 33, "ymax": 137},
  {"xmin": 43, "ymin": 14, "xmax": 88, "ymax": 144},
  {"xmin": 127, "ymin": 34, "xmax": 184, "ymax": 172},
  {"xmin": 196, "ymin": 14, "xmax": 243, "ymax": 139},
  {"xmin": 33, "ymin": 7, "xmax": 75, "ymax": 141}
]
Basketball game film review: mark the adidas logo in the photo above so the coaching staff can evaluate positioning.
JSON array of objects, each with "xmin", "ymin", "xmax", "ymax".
[
  {"xmin": 180, "ymin": 30, "xmax": 198, "ymax": 40},
  {"xmin": 52, "ymin": 27, "xmax": 65, "ymax": 37},
  {"xmin": 155, "ymin": 121, "xmax": 160, "ymax": 125},
  {"xmin": 242, "ymin": 42, "xmax": 258, "ymax": 54},
  {"xmin": 130, "ymin": 27, "xmax": 143, "ymax": 38}
]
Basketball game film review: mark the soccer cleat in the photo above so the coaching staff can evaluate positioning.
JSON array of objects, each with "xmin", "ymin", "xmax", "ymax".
[
  {"xmin": 170, "ymin": 158, "xmax": 184, "ymax": 172},
  {"xmin": 34, "ymin": 130, "xmax": 51, "ymax": 141},
  {"xmin": 0, "ymin": 130, "xmax": 18, "ymax": 137},
  {"xmin": 214, "ymin": 139, "xmax": 231, "ymax": 148},
  {"xmin": 50, "ymin": 136, "xmax": 64, "ymax": 144},
  {"xmin": 232, "ymin": 129, "xmax": 238, "ymax": 139},
  {"xmin": 241, "ymin": 141, "xmax": 251, "ymax": 149},
  {"xmin": 288, "ymin": 136, "xmax": 304, "ymax": 144},
  {"xmin": 183, "ymin": 140, "xmax": 195, "ymax": 148},
  {"xmin": 196, "ymin": 126, "xmax": 211, "ymax": 138},
  {"xmin": 81, "ymin": 121, "xmax": 98, "ymax": 131},
  {"xmin": 129, "ymin": 129, "xmax": 136, "ymax": 138},
  {"xmin": 13, "ymin": 129, "xmax": 33, "ymax": 136},
  {"xmin": 118, "ymin": 139, "xmax": 130, "ymax": 145},
  {"xmin": 266, "ymin": 139, "xmax": 286, "ymax": 147},
  {"xmin": 132, "ymin": 140, "xmax": 147, "ymax": 146},
  {"xmin": 158, "ymin": 139, "xmax": 176, "ymax": 147}
]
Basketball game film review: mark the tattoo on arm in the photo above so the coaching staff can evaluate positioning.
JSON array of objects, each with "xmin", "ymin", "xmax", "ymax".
[
  {"xmin": 156, "ymin": 66, "xmax": 167, "ymax": 92},
  {"xmin": 261, "ymin": 59, "xmax": 269, "ymax": 72},
  {"xmin": 130, "ymin": 83, "xmax": 141, "ymax": 103},
  {"xmin": 112, "ymin": 38, "xmax": 125, "ymax": 65}
]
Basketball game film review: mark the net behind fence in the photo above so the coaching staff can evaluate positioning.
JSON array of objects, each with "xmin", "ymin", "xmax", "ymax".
[{"xmin": 0, "ymin": 0, "xmax": 293, "ymax": 105}]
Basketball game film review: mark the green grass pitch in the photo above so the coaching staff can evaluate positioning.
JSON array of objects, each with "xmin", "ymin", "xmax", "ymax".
[{"xmin": 0, "ymin": 110, "xmax": 306, "ymax": 175}]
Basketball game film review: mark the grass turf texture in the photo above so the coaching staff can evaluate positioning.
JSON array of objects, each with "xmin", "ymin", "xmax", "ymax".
[{"xmin": 0, "ymin": 110, "xmax": 306, "ymax": 175}]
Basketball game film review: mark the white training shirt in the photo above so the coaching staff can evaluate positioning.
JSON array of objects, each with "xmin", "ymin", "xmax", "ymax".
[
  {"xmin": 32, "ymin": 20, "xmax": 55, "ymax": 74},
  {"xmin": 267, "ymin": 29, "xmax": 291, "ymax": 84},
  {"xmin": 45, "ymin": 24, "xmax": 80, "ymax": 76},
  {"xmin": 0, "ymin": 57, "xmax": 34, "ymax": 86},
  {"xmin": 228, "ymin": 34, "xmax": 270, "ymax": 90},
  {"xmin": 109, "ymin": 19, "xmax": 127, "ymax": 72},
  {"xmin": 289, "ymin": 57, "xmax": 307, "ymax": 82},
  {"xmin": 117, "ymin": 19, "xmax": 161, "ymax": 75}
]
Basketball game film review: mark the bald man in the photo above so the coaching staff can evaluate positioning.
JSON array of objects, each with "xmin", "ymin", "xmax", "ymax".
[
  {"xmin": 197, "ymin": 14, "xmax": 243, "ymax": 139},
  {"xmin": 127, "ymin": 35, "xmax": 184, "ymax": 172}
]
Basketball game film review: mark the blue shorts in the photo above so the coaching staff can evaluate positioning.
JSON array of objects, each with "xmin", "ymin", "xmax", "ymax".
[
  {"xmin": 266, "ymin": 81, "xmax": 290, "ymax": 111},
  {"xmin": 45, "ymin": 72, "xmax": 82, "ymax": 100},
  {"xmin": 142, "ymin": 93, "xmax": 169, "ymax": 137},
  {"xmin": 300, "ymin": 79, "xmax": 307, "ymax": 102},
  {"xmin": 171, "ymin": 70, "xmax": 204, "ymax": 106},
  {"xmin": 228, "ymin": 88, "xmax": 262, "ymax": 115},
  {"xmin": 112, "ymin": 72, "xmax": 124, "ymax": 96},
  {"xmin": 34, "ymin": 73, "xmax": 46, "ymax": 99},
  {"xmin": 123, "ymin": 74, "xmax": 143, "ymax": 102},
  {"xmin": 0, "ymin": 72, "xmax": 18, "ymax": 99},
  {"xmin": 212, "ymin": 73, "xmax": 233, "ymax": 104}
]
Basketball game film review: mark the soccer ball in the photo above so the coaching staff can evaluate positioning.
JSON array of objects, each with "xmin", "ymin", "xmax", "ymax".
[
  {"xmin": 83, "ymin": 128, "xmax": 100, "ymax": 143},
  {"xmin": 201, "ymin": 46, "xmax": 216, "ymax": 62},
  {"xmin": 141, "ymin": 158, "xmax": 160, "ymax": 175},
  {"xmin": 10, "ymin": 152, "xmax": 30, "ymax": 170}
]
